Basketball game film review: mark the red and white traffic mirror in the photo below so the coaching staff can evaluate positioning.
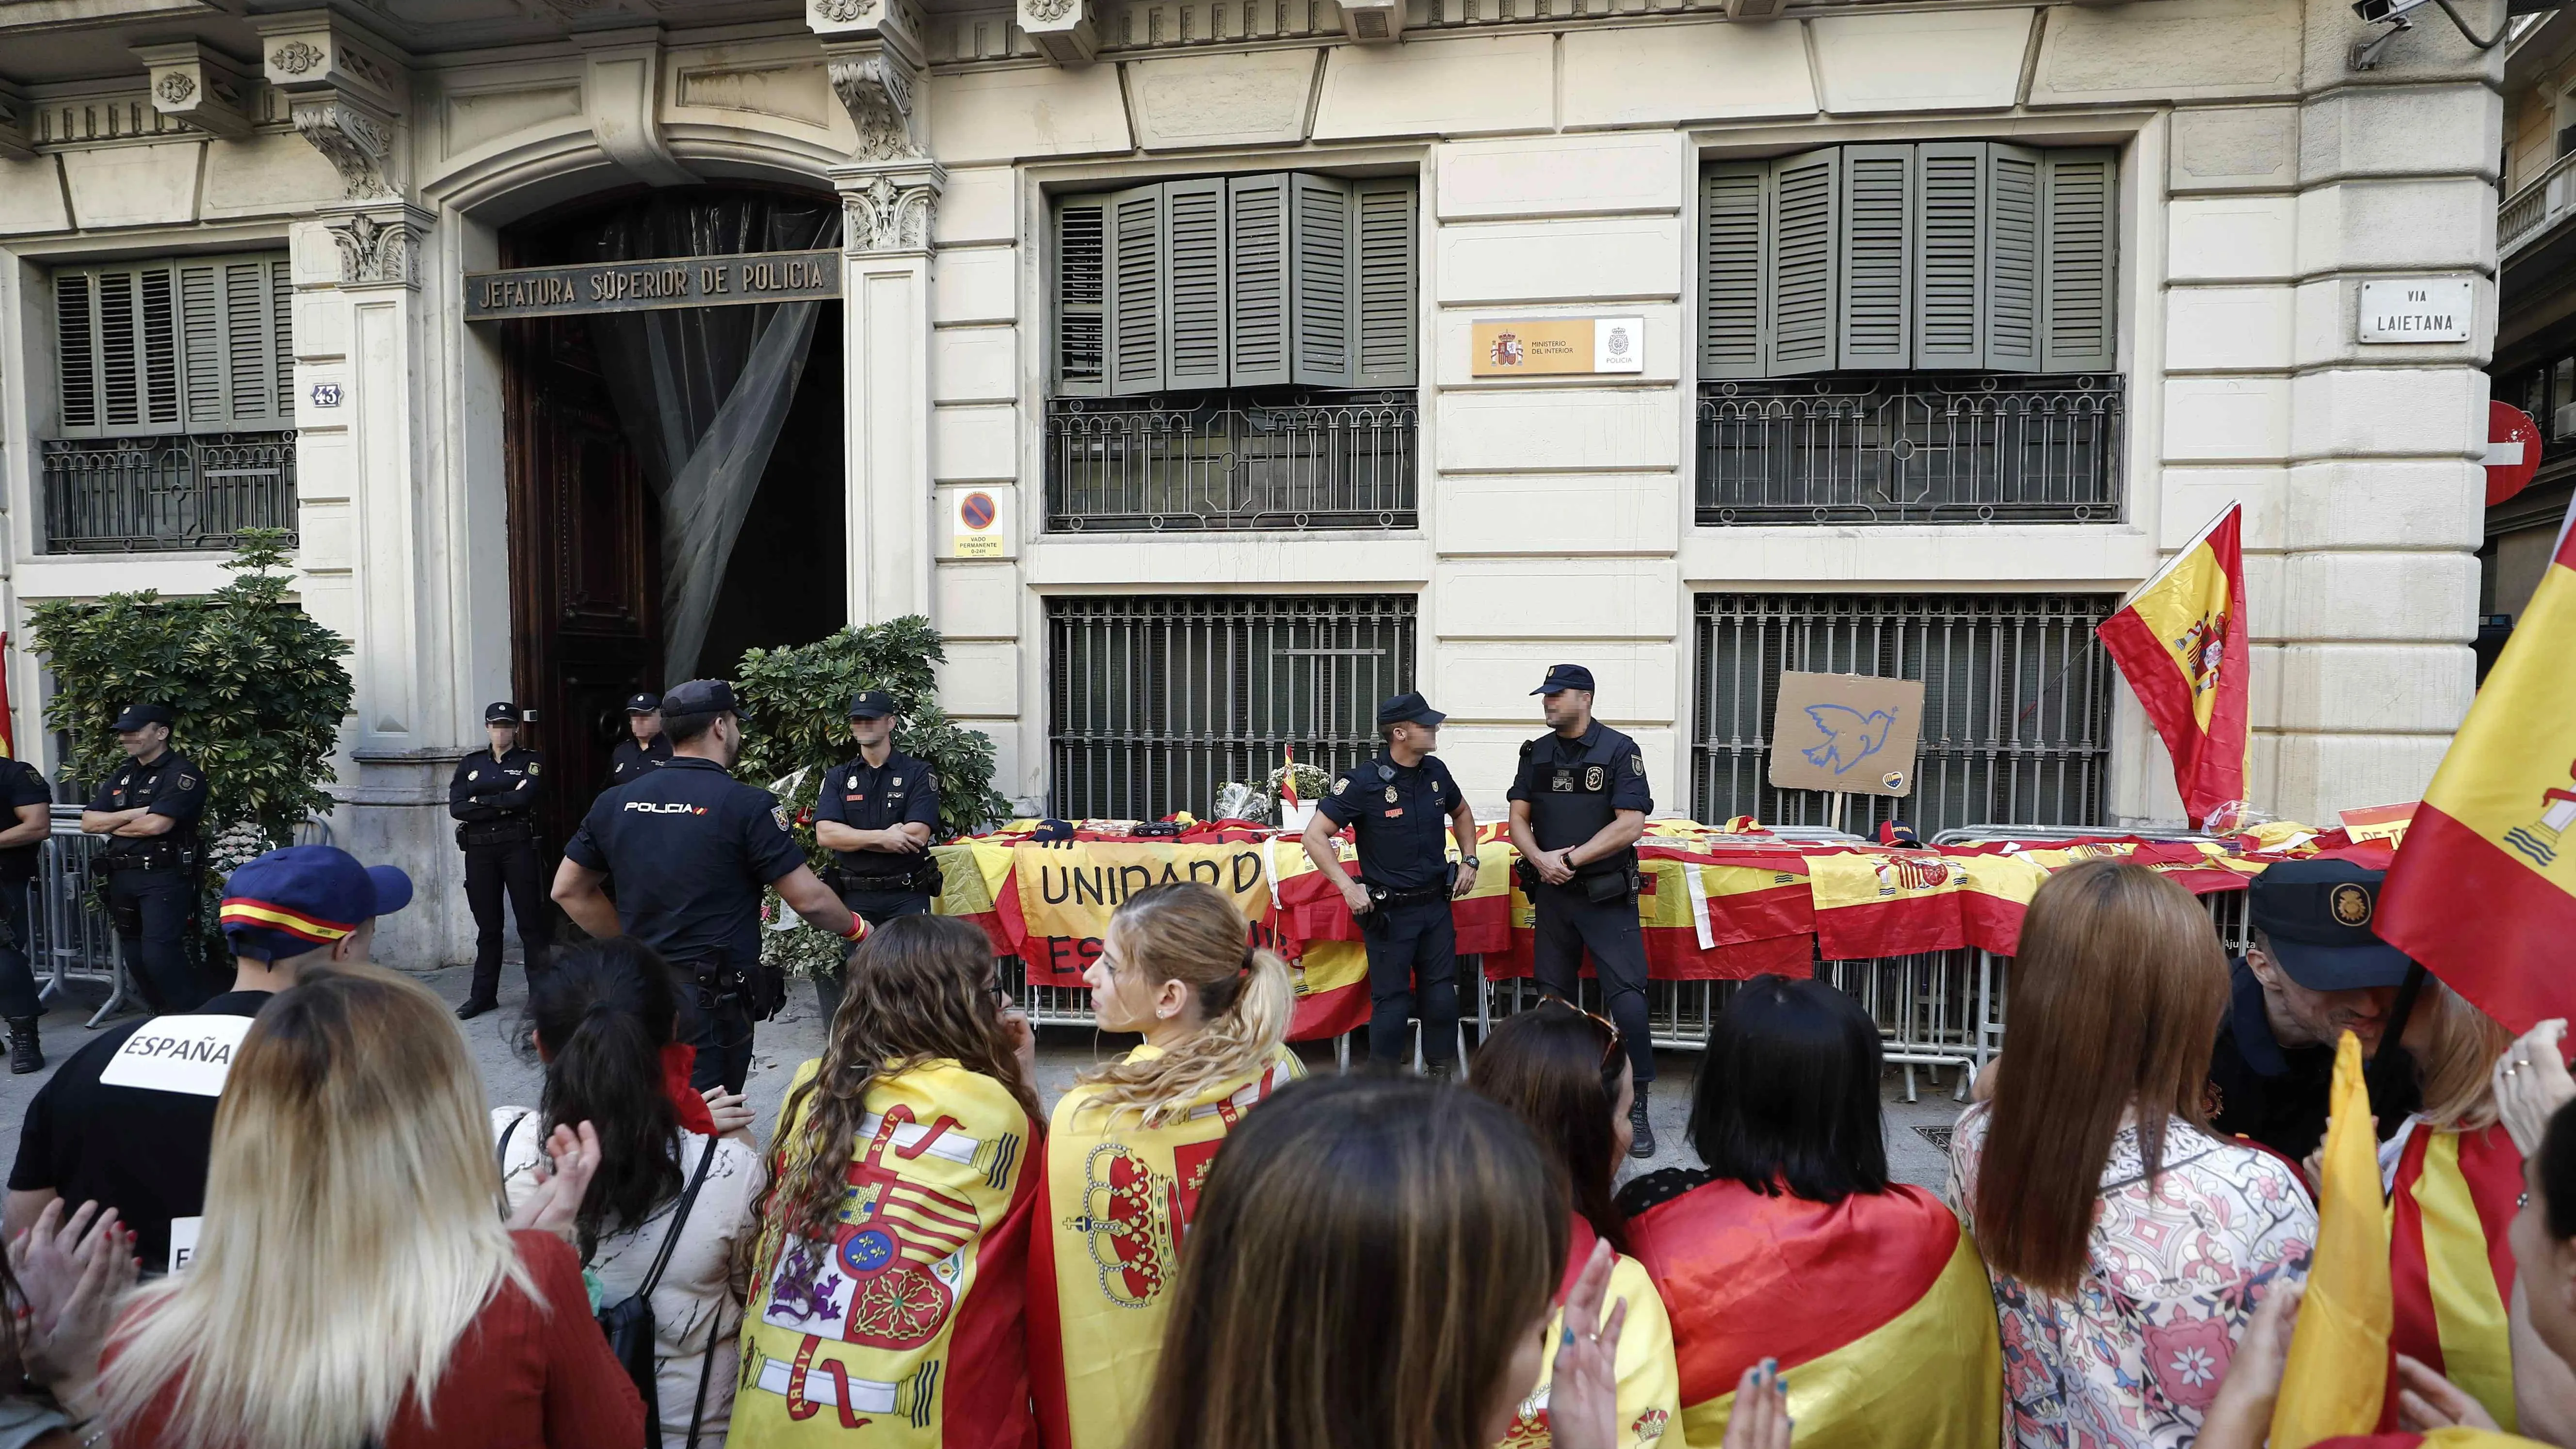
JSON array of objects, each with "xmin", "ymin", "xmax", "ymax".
[{"xmin": 2487, "ymin": 400, "xmax": 2542, "ymax": 507}]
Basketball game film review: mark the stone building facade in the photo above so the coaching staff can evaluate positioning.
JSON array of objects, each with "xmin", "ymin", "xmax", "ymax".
[{"xmin": 0, "ymin": 0, "xmax": 2504, "ymax": 966}]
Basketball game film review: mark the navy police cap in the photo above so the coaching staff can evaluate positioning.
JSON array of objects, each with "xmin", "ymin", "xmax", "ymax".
[
  {"xmin": 660, "ymin": 679, "xmax": 745, "ymax": 718},
  {"xmin": 1531, "ymin": 664, "xmax": 1595, "ymax": 695},
  {"xmin": 624, "ymin": 692, "xmax": 660, "ymax": 715},
  {"xmin": 112, "ymin": 703, "xmax": 174, "ymax": 731},
  {"xmin": 484, "ymin": 701, "xmax": 520, "ymax": 724},
  {"xmin": 848, "ymin": 690, "xmax": 898, "ymax": 719},
  {"xmin": 2250, "ymin": 858, "xmax": 2413, "ymax": 992},
  {"xmin": 1376, "ymin": 692, "xmax": 1446, "ymax": 728}
]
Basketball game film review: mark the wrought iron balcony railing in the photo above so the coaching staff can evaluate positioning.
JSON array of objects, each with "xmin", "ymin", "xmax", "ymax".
[
  {"xmin": 1045, "ymin": 390, "xmax": 1418, "ymax": 532},
  {"xmin": 1696, "ymin": 374, "xmax": 2123, "ymax": 526},
  {"xmin": 40, "ymin": 433, "xmax": 298, "ymax": 553},
  {"xmin": 2502, "ymin": 149, "xmax": 2576, "ymax": 264}
]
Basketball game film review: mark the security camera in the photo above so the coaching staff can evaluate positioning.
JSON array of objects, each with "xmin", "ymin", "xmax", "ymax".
[{"xmin": 2351, "ymin": 0, "xmax": 2431, "ymax": 20}]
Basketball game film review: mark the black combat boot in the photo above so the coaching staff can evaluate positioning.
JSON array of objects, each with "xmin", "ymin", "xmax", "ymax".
[
  {"xmin": 1627, "ymin": 1082, "xmax": 1656, "ymax": 1159},
  {"xmin": 1424, "ymin": 1059, "xmax": 1455, "ymax": 1082},
  {"xmin": 8, "ymin": 1016, "xmax": 42, "ymax": 1075}
]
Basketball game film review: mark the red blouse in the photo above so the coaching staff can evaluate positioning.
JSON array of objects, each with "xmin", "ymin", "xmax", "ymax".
[{"xmin": 114, "ymin": 1230, "xmax": 645, "ymax": 1449}]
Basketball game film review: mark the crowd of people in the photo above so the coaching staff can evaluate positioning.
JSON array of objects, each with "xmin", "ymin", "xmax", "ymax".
[{"xmin": 6, "ymin": 833, "xmax": 2576, "ymax": 1448}]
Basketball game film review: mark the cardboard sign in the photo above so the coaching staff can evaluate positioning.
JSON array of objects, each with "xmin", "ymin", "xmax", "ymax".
[
  {"xmin": 1470, "ymin": 317, "xmax": 1645, "ymax": 377},
  {"xmin": 1767, "ymin": 672, "xmax": 1927, "ymax": 797}
]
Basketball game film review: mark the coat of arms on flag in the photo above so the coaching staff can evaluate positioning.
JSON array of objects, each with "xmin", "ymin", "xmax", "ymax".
[{"xmin": 2096, "ymin": 503, "xmax": 2253, "ymax": 825}]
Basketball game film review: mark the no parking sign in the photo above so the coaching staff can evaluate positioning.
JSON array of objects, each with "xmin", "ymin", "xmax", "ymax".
[{"xmin": 953, "ymin": 489, "xmax": 1007, "ymax": 558}]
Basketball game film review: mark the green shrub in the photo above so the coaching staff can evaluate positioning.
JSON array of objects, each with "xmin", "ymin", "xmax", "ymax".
[
  {"xmin": 28, "ymin": 530, "xmax": 355, "ymax": 958},
  {"xmin": 733, "ymin": 617, "xmax": 1009, "ymax": 977}
]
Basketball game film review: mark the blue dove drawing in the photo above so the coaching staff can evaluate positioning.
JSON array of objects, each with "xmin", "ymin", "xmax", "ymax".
[{"xmin": 1802, "ymin": 705, "xmax": 1897, "ymax": 776}]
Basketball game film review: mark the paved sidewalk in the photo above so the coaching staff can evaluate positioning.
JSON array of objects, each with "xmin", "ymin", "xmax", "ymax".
[{"xmin": 0, "ymin": 968, "xmax": 1971, "ymax": 1194}]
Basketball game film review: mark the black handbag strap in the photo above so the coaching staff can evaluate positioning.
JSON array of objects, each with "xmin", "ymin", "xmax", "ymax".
[
  {"xmin": 685, "ymin": 1315, "xmax": 721, "ymax": 1449},
  {"xmin": 637, "ymin": 1135, "xmax": 722, "ymax": 1300},
  {"xmin": 496, "ymin": 1111, "xmax": 526, "ymax": 1172}
]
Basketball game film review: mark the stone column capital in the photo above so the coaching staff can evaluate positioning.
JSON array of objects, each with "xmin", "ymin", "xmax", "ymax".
[
  {"xmin": 322, "ymin": 204, "xmax": 432, "ymax": 291},
  {"xmin": 834, "ymin": 162, "xmax": 945, "ymax": 257}
]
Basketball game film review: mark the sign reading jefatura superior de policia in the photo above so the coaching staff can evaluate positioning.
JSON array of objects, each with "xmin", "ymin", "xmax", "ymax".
[{"xmin": 462, "ymin": 248, "xmax": 839, "ymax": 322}]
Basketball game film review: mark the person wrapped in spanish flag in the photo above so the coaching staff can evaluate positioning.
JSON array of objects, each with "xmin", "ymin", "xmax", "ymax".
[
  {"xmin": 732, "ymin": 916, "xmax": 1046, "ymax": 1448},
  {"xmin": 1029, "ymin": 883, "xmax": 1304, "ymax": 1449},
  {"xmin": 1613, "ymin": 976, "xmax": 2000, "ymax": 1448},
  {"xmin": 1470, "ymin": 1001, "xmax": 1683, "ymax": 1448}
]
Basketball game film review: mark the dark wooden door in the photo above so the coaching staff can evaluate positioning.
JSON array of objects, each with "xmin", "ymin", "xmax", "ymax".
[{"xmin": 504, "ymin": 318, "xmax": 660, "ymax": 842}]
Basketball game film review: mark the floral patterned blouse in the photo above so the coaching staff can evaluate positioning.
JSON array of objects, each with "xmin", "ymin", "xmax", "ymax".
[{"xmin": 1947, "ymin": 1104, "xmax": 2315, "ymax": 1449}]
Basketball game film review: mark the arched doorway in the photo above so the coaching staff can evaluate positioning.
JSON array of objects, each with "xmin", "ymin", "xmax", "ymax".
[{"xmin": 497, "ymin": 185, "xmax": 848, "ymax": 836}]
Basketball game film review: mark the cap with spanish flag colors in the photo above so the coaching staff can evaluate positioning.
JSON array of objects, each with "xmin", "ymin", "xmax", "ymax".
[
  {"xmin": 2095, "ymin": 503, "xmax": 2252, "ymax": 826},
  {"xmin": 2378, "ymin": 492, "xmax": 2576, "ymax": 1032},
  {"xmin": 219, "ymin": 844, "xmax": 414, "ymax": 963}
]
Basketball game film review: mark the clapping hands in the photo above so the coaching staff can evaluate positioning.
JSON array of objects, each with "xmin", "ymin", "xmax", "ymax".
[
  {"xmin": 8, "ymin": 1198, "xmax": 139, "ymax": 1414},
  {"xmin": 504, "ymin": 1119, "xmax": 603, "ymax": 1240}
]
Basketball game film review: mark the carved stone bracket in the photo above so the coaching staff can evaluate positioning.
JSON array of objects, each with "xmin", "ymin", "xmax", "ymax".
[
  {"xmin": 1017, "ymin": 0, "xmax": 1098, "ymax": 65},
  {"xmin": 0, "ymin": 82, "xmax": 32, "ymax": 164},
  {"xmin": 293, "ymin": 96, "xmax": 402, "ymax": 200},
  {"xmin": 826, "ymin": 49, "xmax": 924, "ymax": 162},
  {"xmin": 324, "ymin": 206, "xmax": 427, "ymax": 290},
  {"xmin": 132, "ymin": 42, "xmax": 259, "ymax": 138}
]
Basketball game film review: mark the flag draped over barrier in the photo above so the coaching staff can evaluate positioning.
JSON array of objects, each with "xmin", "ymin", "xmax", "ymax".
[
  {"xmin": 2097, "ymin": 503, "xmax": 2252, "ymax": 826},
  {"xmin": 2379, "ymin": 496, "xmax": 2576, "ymax": 1032}
]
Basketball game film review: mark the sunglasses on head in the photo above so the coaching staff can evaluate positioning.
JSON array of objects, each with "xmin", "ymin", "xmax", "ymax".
[{"xmin": 1541, "ymin": 996, "xmax": 1623, "ymax": 1067}]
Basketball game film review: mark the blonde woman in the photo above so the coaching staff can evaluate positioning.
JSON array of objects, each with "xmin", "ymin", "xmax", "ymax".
[
  {"xmin": 732, "ymin": 914, "xmax": 1045, "ymax": 1447},
  {"xmin": 1030, "ymin": 882, "xmax": 1302, "ymax": 1449},
  {"xmin": 97, "ymin": 964, "xmax": 644, "ymax": 1449}
]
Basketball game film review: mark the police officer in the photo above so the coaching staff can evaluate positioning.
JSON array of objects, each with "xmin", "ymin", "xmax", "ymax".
[
  {"xmin": 606, "ymin": 692, "xmax": 673, "ymax": 786},
  {"xmin": 2207, "ymin": 858, "xmax": 2424, "ymax": 1161},
  {"xmin": 551, "ymin": 678, "xmax": 865, "ymax": 1092},
  {"xmin": 1301, "ymin": 692, "xmax": 1479, "ymax": 1077},
  {"xmin": 1506, "ymin": 664, "xmax": 1657, "ymax": 1157},
  {"xmin": 812, "ymin": 691, "xmax": 943, "ymax": 929},
  {"xmin": 0, "ymin": 754, "xmax": 55, "ymax": 1073},
  {"xmin": 79, "ymin": 704, "xmax": 210, "ymax": 1014},
  {"xmin": 450, "ymin": 701, "xmax": 554, "ymax": 1020}
]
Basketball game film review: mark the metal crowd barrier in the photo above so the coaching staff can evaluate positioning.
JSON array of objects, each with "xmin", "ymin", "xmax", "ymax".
[
  {"xmin": 30, "ymin": 808, "xmax": 337, "ymax": 1029},
  {"xmin": 997, "ymin": 822, "xmax": 2258, "ymax": 1103}
]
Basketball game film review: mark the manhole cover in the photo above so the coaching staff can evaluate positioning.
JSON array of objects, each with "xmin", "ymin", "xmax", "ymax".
[{"xmin": 1912, "ymin": 1126, "xmax": 1954, "ymax": 1152}]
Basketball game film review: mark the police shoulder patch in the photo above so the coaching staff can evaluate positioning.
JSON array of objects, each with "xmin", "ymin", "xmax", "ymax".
[
  {"xmin": 772, "ymin": 806, "xmax": 792, "ymax": 833},
  {"xmin": 527, "ymin": 760, "xmax": 541, "ymax": 776},
  {"xmin": 922, "ymin": 771, "xmax": 936, "ymax": 790},
  {"xmin": 1331, "ymin": 777, "xmax": 1348, "ymax": 795},
  {"xmin": 177, "ymin": 774, "xmax": 199, "ymax": 789},
  {"xmin": 467, "ymin": 770, "xmax": 480, "ymax": 781},
  {"xmin": 1629, "ymin": 755, "xmax": 1645, "ymax": 775}
]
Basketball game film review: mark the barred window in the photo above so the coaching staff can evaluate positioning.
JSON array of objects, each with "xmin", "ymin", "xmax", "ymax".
[
  {"xmin": 1047, "ymin": 595, "xmax": 1416, "ymax": 821},
  {"xmin": 1691, "ymin": 593, "xmax": 2115, "ymax": 838}
]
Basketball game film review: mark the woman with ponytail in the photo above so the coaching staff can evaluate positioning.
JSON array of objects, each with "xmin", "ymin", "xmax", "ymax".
[
  {"xmin": 1030, "ymin": 881, "xmax": 1303, "ymax": 1449},
  {"xmin": 494, "ymin": 938, "xmax": 766, "ymax": 1448},
  {"xmin": 733, "ymin": 913, "xmax": 1045, "ymax": 1448}
]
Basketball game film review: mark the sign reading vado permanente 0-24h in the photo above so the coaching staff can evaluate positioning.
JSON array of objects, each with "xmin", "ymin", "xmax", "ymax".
[{"xmin": 461, "ymin": 249, "xmax": 840, "ymax": 322}]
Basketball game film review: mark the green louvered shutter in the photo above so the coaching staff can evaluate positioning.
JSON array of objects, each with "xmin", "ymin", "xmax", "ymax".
[
  {"xmin": 1164, "ymin": 177, "xmax": 1229, "ymax": 391},
  {"xmin": 271, "ymin": 255, "xmax": 295, "ymax": 418},
  {"xmin": 2041, "ymin": 150, "xmax": 2117, "ymax": 373},
  {"xmin": 1984, "ymin": 145, "xmax": 2043, "ymax": 372},
  {"xmin": 1289, "ymin": 174, "xmax": 1353, "ymax": 388},
  {"xmin": 1227, "ymin": 174, "xmax": 1293, "ymax": 388},
  {"xmin": 1351, "ymin": 178, "xmax": 1417, "ymax": 389},
  {"xmin": 1699, "ymin": 161, "xmax": 1768, "ymax": 380},
  {"xmin": 1765, "ymin": 148, "xmax": 1840, "ymax": 376},
  {"xmin": 1107, "ymin": 184, "xmax": 1166, "ymax": 397},
  {"xmin": 1053, "ymin": 194, "xmax": 1109, "ymax": 396},
  {"xmin": 1837, "ymin": 144, "xmax": 1914, "ymax": 370},
  {"xmin": 177, "ymin": 255, "xmax": 290, "ymax": 430},
  {"xmin": 1913, "ymin": 143, "xmax": 1987, "ymax": 370},
  {"xmin": 56, "ymin": 262, "xmax": 181, "ymax": 438}
]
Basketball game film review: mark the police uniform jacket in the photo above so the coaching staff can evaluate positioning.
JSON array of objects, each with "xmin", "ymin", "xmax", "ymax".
[
  {"xmin": 86, "ymin": 751, "xmax": 208, "ymax": 862},
  {"xmin": 448, "ymin": 747, "xmax": 543, "ymax": 823},
  {"xmin": 563, "ymin": 757, "xmax": 806, "ymax": 968},
  {"xmin": 2206, "ymin": 956, "xmax": 2419, "ymax": 1162},
  {"xmin": 1318, "ymin": 753, "xmax": 1462, "ymax": 893},
  {"xmin": 0, "ymin": 760, "xmax": 49, "ymax": 885},
  {"xmin": 1507, "ymin": 723, "xmax": 1651, "ymax": 876},
  {"xmin": 811, "ymin": 749, "xmax": 940, "ymax": 884},
  {"xmin": 607, "ymin": 735, "xmax": 673, "ymax": 786}
]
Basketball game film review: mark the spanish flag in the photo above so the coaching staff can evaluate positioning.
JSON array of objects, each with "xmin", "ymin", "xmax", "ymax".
[
  {"xmin": 1029, "ymin": 1044, "xmax": 1303, "ymax": 1449},
  {"xmin": 1623, "ymin": 1176, "xmax": 1999, "ymax": 1448},
  {"xmin": 2271, "ymin": 1031, "xmax": 2390, "ymax": 1448},
  {"xmin": 2096, "ymin": 503, "xmax": 2251, "ymax": 826},
  {"xmin": 2387, "ymin": 1127, "xmax": 2523, "ymax": 1432},
  {"xmin": 1496, "ymin": 1217, "xmax": 1683, "ymax": 1449},
  {"xmin": 2377, "ymin": 496, "xmax": 2576, "ymax": 1032}
]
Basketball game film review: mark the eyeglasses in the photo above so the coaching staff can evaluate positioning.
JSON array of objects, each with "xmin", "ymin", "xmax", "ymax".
[
  {"xmin": 1542, "ymin": 997, "xmax": 1623, "ymax": 1066},
  {"xmin": 983, "ymin": 978, "xmax": 1012, "ymax": 1007}
]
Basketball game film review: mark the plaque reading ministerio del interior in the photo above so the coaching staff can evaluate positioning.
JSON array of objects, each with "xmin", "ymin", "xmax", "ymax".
[
  {"xmin": 1470, "ymin": 316, "xmax": 1646, "ymax": 377},
  {"xmin": 462, "ymin": 248, "xmax": 841, "ymax": 323}
]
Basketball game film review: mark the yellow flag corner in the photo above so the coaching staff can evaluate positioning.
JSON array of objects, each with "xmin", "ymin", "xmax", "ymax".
[{"xmin": 2269, "ymin": 1030, "xmax": 2391, "ymax": 1449}]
